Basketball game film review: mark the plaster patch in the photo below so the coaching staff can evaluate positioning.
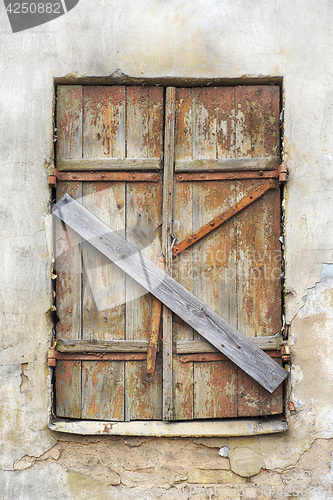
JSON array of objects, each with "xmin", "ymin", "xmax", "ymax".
[
  {"xmin": 20, "ymin": 363, "xmax": 29, "ymax": 392},
  {"xmin": 299, "ymin": 264, "xmax": 333, "ymax": 319},
  {"xmin": 315, "ymin": 407, "xmax": 333, "ymax": 439}
]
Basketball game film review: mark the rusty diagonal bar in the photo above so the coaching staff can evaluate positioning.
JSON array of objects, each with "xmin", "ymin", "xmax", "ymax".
[
  {"xmin": 144, "ymin": 256, "xmax": 165, "ymax": 382},
  {"xmin": 172, "ymin": 179, "xmax": 277, "ymax": 256}
]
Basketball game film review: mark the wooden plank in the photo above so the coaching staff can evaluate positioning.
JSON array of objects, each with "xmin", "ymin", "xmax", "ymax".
[
  {"xmin": 190, "ymin": 87, "xmax": 238, "ymax": 418},
  {"xmin": 173, "ymin": 87, "xmax": 196, "ymax": 419},
  {"xmin": 194, "ymin": 361, "xmax": 237, "ymax": 418},
  {"xmin": 57, "ymin": 158, "xmax": 161, "ymax": 171},
  {"xmin": 57, "ymin": 339, "xmax": 154, "ymax": 353},
  {"xmin": 237, "ymin": 360, "xmax": 284, "ymax": 417},
  {"xmin": 55, "ymin": 84, "xmax": 83, "ymax": 420},
  {"xmin": 126, "ymin": 86, "xmax": 164, "ymax": 159},
  {"xmin": 124, "ymin": 86, "xmax": 164, "ymax": 421},
  {"xmin": 162, "ymin": 87, "xmax": 175, "ymax": 420},
  {"xmin": 80, "ymin": 187, "xmax": 126, "ymax": 418},
  {"xmin": 176, "ymin": 335, "xmax": 283, "ymax": 353},
  {"xmin": 175, "ymin": 156, "xmax": 280, "ymax": 172},
  {"xmin": 56, "ymin": 85, "xmax": 83, "ymax": 159},
  {"xmin": 234, "ymin": 85, "xmax": 283, "ymax": 416},
  {"xmin": 55, "ymin": 361, "xmax": 81, "ymax": 418},
  {"xmin": 235, "ymin": 86, "xmax": 280, "ymax": 159},
  {"xmin": 83, "ymin": 86, "xmax": 126, "ymax": 159},
  {"xmin": 172, "ymin": 181, "xmax": 195, "ymax": 419},
  {"xmin": 53, "ymin": 194, "xmax": 288, "ymax": 393},
  {"xmin": 124, "ymin": 181, "xmax": 163, "ymax": 420},
  {"xmin": 50, "ymin": 415, "xmax": 288, "ymax": 437},
  {"xmin": 192, "ymin": 182, "xmax": 237, "ymax": 416}
]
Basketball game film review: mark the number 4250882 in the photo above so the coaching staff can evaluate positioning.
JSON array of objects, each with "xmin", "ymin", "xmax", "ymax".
[{"xmin": 6, "ymin": 3, "xmax": 62, "ymax": 14}]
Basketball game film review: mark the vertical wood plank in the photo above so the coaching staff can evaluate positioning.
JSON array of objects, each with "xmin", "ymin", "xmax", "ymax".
[
  {"xmin": 55, "ymin": 85, "xmax": 83, "ymax": 418},
  {"xmin": 55, "ymin": 181, "xmax": 82, "ymax": 418},
  {"xmin": 80, "ymin": 182, "xmax": 126, "ymax": 420},
  {"xmin": 124, "ymin": 86, "xmax": 164, "ymax": 420},
  {"xmin": 172, "ymin": 182, "xmax": 194, "ymax": 420},
  {"xmin": 83, "ymin": 86, "xmax": 126, "ymax": 159},
  {"xmin": 162, "ymin": 87, "xmax": 175, "ymax": 420},
  {"xmin": 125, "ymin": 181, "xmax": 163, "ymax": 420},
  {"xmin": 194, "ymin": 361, "xmax": 237, "ymax": 418},
  {"xmin": 56, "ymin": 85, "xmax": 83, "ymax": 159},
  {"xmin": 235, "ymin": 86, "xmax": 282, "ymax": 416},
  {"xmin": 126, "ymin": 86, "xmax": 164, "ymax": 159},
  {"xmin": 172, "ymin": 88, "xmax": 195, "ymax": 419}
]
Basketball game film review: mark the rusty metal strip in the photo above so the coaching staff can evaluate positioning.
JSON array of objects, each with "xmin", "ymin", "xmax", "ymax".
[
  {"xmin": 48, "ymin": 347, "xmax": 147, "ymax": 366},
  {"xmin": 176, "ymin": 170, "xmax": 279, "ymax": 183},
  {"xmin": 145, "ymin": 257, "xmax": 165, "ymax": 382},
  {"xmin": 57, "ymin": 172, "xmax": 161, "ymax": 183},
  {"xmin": 172, "ymin": 179, "xmax": 277, "ymax": 256},
  {"xmin": 179, "ymin": 352, "xmax": 282, "ymax": 363}
]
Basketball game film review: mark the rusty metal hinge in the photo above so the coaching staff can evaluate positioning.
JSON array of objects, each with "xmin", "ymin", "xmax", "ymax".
[
  {"xmin": 48, "ymin": 167, "xmax": 60, "ymax": 186},
  {"xmin": 281, "ymin": 345, "xmax": 291, "ymax": 363},
  {"xmin": 278, "ymin": 163, "xmax": 289, "ymax": 183}
]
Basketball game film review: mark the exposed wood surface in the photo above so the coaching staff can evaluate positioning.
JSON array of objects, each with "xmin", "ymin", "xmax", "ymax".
[
  {"xmin": 57, "ymin": 336, "xmax": 282, "ymax": 354},
  {"xmin": 175, "ymin": 156, "xmax": 280, "ymax": 172},
  {"xmin": 172, "ymin": 177, "xmax": 195, "ymax": 419},
  {"xmin": 56, "ymin": 86, "xmax": 83, "ymax": 159},
  {"xmin": 80, "ymin": 182, "xmax": 126, "ymax": 421},
  {"xmin": 53, "ymin": 194, "xmax": 287, "ymax": 393},
  {"xmin": 162, "ymin": 87, "xmax": 176, "ymax": 419},
  {"xmin": 58, "ymin": 171, "xmax": 161, "ymax": 182},
  {"xmin": 50, "ymin": 416, "xmax": 288, "ymax": 437},
  {"xmin": 55, "ymin": 85, "xmax": 84, "ymax": 418},
  {"xmin": 176, "ymin": 335, "xmax": 283, "ymax": 353},
  {"xmin": 124, "ymin": 173, "xmax": 163, "ymax": 420},
  {"xmin": 57, "ymin": 158, "xmax": 161, "ymax": 171},
  {"xmin": 57, "ymin": 339, "xmax": 155, "ymax": 353}
]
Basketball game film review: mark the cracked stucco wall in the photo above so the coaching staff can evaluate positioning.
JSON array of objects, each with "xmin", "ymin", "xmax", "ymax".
[{"xmin": 0, "ymin": 0, "xmax": 333, "ymax": 498}]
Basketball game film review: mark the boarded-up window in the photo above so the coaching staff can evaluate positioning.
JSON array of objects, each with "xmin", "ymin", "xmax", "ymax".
[{"xmin": 53, "ymin": 84, "xmax": 284, "ymax": 422}]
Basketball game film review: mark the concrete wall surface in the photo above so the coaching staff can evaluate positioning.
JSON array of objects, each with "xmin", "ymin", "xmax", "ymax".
[{"xmin": 0, "ymin": 0, "xmax": 333, "ymax": 498}]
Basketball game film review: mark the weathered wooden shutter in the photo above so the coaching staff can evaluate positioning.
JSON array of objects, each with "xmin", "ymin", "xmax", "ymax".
[{"xmin": 53, "ymin": 84, "xmax": 283, "ymax": 422}]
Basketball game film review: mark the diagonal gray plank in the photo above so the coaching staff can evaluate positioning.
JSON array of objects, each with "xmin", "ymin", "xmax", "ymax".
[{"xmin": 53, "ymin": 194, "xmax": 288, "ymax": 393}]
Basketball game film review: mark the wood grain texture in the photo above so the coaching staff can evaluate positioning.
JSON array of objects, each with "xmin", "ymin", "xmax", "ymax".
[
  {"xmin": 176, "ymin": 335, "xmax": 283, "ymax": 353},
  {"xmin": 175, "ymin": 156, "xmax": 280, "ymax": 172},
  {"xmin": 83, "ymin": 86, "xmax": 126, "ymax": 159},
  {"xmin": 56, "ymin": 339, "xmax": 156, "ymax": 353},
  {"xmin": 57, "ymin": 158, "xmax": 161, "ymax": 171},
  {"xmin": 162, "ymin": 87, "xmax": 175, "ymax": 420},
  {"xmin": 56, "ymin": 86, "xmax": 83, "ymax": 159},
  {"xmin": 124, "ymin": 181, "xmax": 163, "ymax": 420},
  {"xmin": 80, "ymin": 182, "xmax": 126, "ymax": 420},
  {"xmin": 53, "ymin": 194, "xmax": 287, "ymax": 393}
]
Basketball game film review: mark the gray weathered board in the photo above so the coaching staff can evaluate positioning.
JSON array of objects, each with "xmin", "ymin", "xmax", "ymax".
[{"xmin": 53, "ymin": 194, "xmax": 288, "ymax": 393}]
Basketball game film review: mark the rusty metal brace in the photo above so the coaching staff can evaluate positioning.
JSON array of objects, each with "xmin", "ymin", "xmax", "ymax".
[
  {"xmin": 144, "ymin": 256, "xmax": 165, "ymax": 382},
  {"xmin": 172, "ymin": 178, "xmax": 277, "ymax": 256}
]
